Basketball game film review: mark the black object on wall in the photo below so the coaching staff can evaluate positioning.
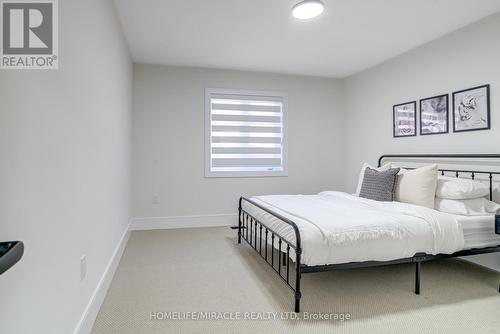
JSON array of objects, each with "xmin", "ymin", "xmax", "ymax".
[{"xmin": 0, "ymin": 241, "xmax": 24, "ymax": 275}]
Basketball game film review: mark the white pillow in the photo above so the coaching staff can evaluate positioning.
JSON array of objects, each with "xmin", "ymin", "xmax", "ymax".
[
  {"xmin": 436, "ymin": 176, "xmax": 490, "ymax": 199},
  {"xmin": 395, "ymin": 164, "xmax": 438, "ymax": 209},
  {"xmin": 435, "ymin": 197, "xmax": 500, "ymax": 216},
  {"xmin": 355, "ymin": 162, "xmax": 392, "ymax": 196}
]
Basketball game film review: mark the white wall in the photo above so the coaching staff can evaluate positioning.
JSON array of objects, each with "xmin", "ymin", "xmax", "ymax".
[
  {"xmin": 132, "ymin": 12, "xmax": 500, "ymax": 221},
  {"xmin": 0, "ymin": 1, "xmax": 132, "ymax": 333},
  {"xmin": 132, "ymin": 65, "xmax": 345, "ymax": 219},
  {"xmin": 343, "ymin": 12, "xmax": 500, "ymax": 191},
  {"xmin": 1, "ymin": 5, "xmax": 496, "ymax": 332}
]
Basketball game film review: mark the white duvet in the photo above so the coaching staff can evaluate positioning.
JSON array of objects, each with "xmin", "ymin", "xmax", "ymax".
[{"xmin": 242, "ymin": 191, "xmax": 465, "ymax": 266}]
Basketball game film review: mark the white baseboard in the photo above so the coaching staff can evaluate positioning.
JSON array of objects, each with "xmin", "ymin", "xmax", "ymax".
[
  {"xmin": 74, "ymin": 223, "xmax": 131, "ymax": 334},
  {"xmin": 130, "ymin": 213, "xmax": 237, "ymax": 230}
]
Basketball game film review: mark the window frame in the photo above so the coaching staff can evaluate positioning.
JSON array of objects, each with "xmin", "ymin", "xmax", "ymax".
[{"xmin": 204, "ymin": 88, "xmax": 288, "ymax": 178}]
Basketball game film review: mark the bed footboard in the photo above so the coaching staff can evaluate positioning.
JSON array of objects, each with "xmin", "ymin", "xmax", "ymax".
[{"xmin": 238, "ymin": 196, "xmax": 303, "ymax": 312}]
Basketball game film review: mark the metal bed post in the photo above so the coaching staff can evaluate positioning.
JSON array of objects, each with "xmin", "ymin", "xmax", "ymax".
[
  {"xmin": 489, "ymin": 173, "xmax": 493, "ymax": 200},
  {"xmin": 295, "ymin": 246, "xmax": 302, "ymax": 313},
  {"xmin": 238, "ymin": 197, "xmax": 242, "ymax": 244},
  {"xmin": 415, "ymin": 262, "xmax": 421, "ymax": 295}
]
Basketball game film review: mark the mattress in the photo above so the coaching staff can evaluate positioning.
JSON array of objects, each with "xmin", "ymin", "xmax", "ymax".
[
  {"xmin": 455, "ymin": 214, "xmax": 500, "ymax": 249},
  {"xmin": 242, "ymin": 191, "xmax": 465, "ymax": 266}
]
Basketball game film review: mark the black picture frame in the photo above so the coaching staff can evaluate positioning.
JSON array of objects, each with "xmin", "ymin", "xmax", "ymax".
[
  {"xmin": 393, "ymin": 101, "xmax": 416, "ymax": 138},
  {"xmin": 452, "ymin": 84, "xmax": 490, "ymax": 133},
  {"xmin": 419, "ymin": 94, "xmax": 449, "ymax": 136}
]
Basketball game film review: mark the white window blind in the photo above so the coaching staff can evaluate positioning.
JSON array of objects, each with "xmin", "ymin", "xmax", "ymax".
[{"xmin": 205, "ymin": 89, "xmax": 287, "ymax": 177}]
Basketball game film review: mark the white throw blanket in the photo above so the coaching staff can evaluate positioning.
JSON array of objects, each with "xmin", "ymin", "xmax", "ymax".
[{"xmin": 242, "ymin": 191, "xmax": 465, "ymax": 266}]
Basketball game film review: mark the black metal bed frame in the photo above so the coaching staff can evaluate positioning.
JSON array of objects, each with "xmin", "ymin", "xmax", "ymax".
[{"xmin": 237, "ymin": 154, "xmax": 500, "ymax": 312}]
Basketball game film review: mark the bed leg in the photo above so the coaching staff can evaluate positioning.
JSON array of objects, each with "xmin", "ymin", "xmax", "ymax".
[
  {"xmin": 238, "ymin": 198, "xmax": 242, "ymax": 244},
  {"xmin": 415, "ymin": 262, "xmax": 421, "ymax": 295},
  {"xmin": 294, "ymin": 248, "xmax": 302, "ymax": 313},
  {"xmin": 295, "ymin": 294, "xmax": 301, "ymax": 313}
]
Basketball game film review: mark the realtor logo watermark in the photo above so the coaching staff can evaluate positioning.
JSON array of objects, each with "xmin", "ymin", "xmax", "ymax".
[{"xmin": 1, "ymin": 0, "xmax": 58, "ymax": 69}]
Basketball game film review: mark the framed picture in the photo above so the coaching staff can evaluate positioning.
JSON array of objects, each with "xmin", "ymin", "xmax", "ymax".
[
  {"xmin": 453, "ymin": 84, "xmax": 490, "ymax": 132},
  {"xmin": 419, "ymin": 94, "xmax": 449, "ymax": 135},
  {"xmin": 393, "ymin": 101, "xmax": 416, "ymax": 137}
]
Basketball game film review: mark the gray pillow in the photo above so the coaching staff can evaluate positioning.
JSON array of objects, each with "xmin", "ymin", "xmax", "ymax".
[{"xmin": 359, "ymin": 167, "xmax": 400, "ymax": 202}]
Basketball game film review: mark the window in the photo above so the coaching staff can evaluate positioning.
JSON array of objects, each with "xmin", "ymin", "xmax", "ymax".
[{"xmin": 205, "ymin": 88, "xmax": 287, "ymax": 177}]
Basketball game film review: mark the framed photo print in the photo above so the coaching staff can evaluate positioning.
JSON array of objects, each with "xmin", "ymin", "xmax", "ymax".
[
  {"xmin": 419, "ymin": 94, "xmax": 449, "ymax": 135},
  {"xmin": 393, "ymin": 101, "xmax": 416, "ymax": 137},
  {"xmin": 453, "ymin": 84, "xmax": 490, "ymax": 132}
]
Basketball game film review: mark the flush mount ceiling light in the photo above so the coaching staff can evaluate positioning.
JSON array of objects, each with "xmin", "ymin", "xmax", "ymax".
[{"xmin": 292, "ymin": 0, "xmax": 324, "ymax": 20}]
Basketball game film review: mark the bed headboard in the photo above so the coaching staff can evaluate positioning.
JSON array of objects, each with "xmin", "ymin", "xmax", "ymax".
[{"xmin": 378, "ymin": 154, "xmax": 500, "ymax": 202}]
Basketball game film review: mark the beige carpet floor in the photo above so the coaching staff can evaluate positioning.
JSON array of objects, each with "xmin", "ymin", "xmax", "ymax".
[{"xmin": 92, "ymin": 227, "xmax": 500, "ymax": 334}]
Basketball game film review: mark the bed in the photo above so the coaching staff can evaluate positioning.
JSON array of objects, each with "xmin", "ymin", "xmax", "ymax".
[{"xmin": 237, "ymin": 154, "xmax": 500, "ymax": 312}]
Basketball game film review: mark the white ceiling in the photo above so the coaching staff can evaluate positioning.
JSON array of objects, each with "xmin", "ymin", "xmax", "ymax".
[{"xmin": 113, "ymin": 0, "xmax": 500, "ymax": 78}]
